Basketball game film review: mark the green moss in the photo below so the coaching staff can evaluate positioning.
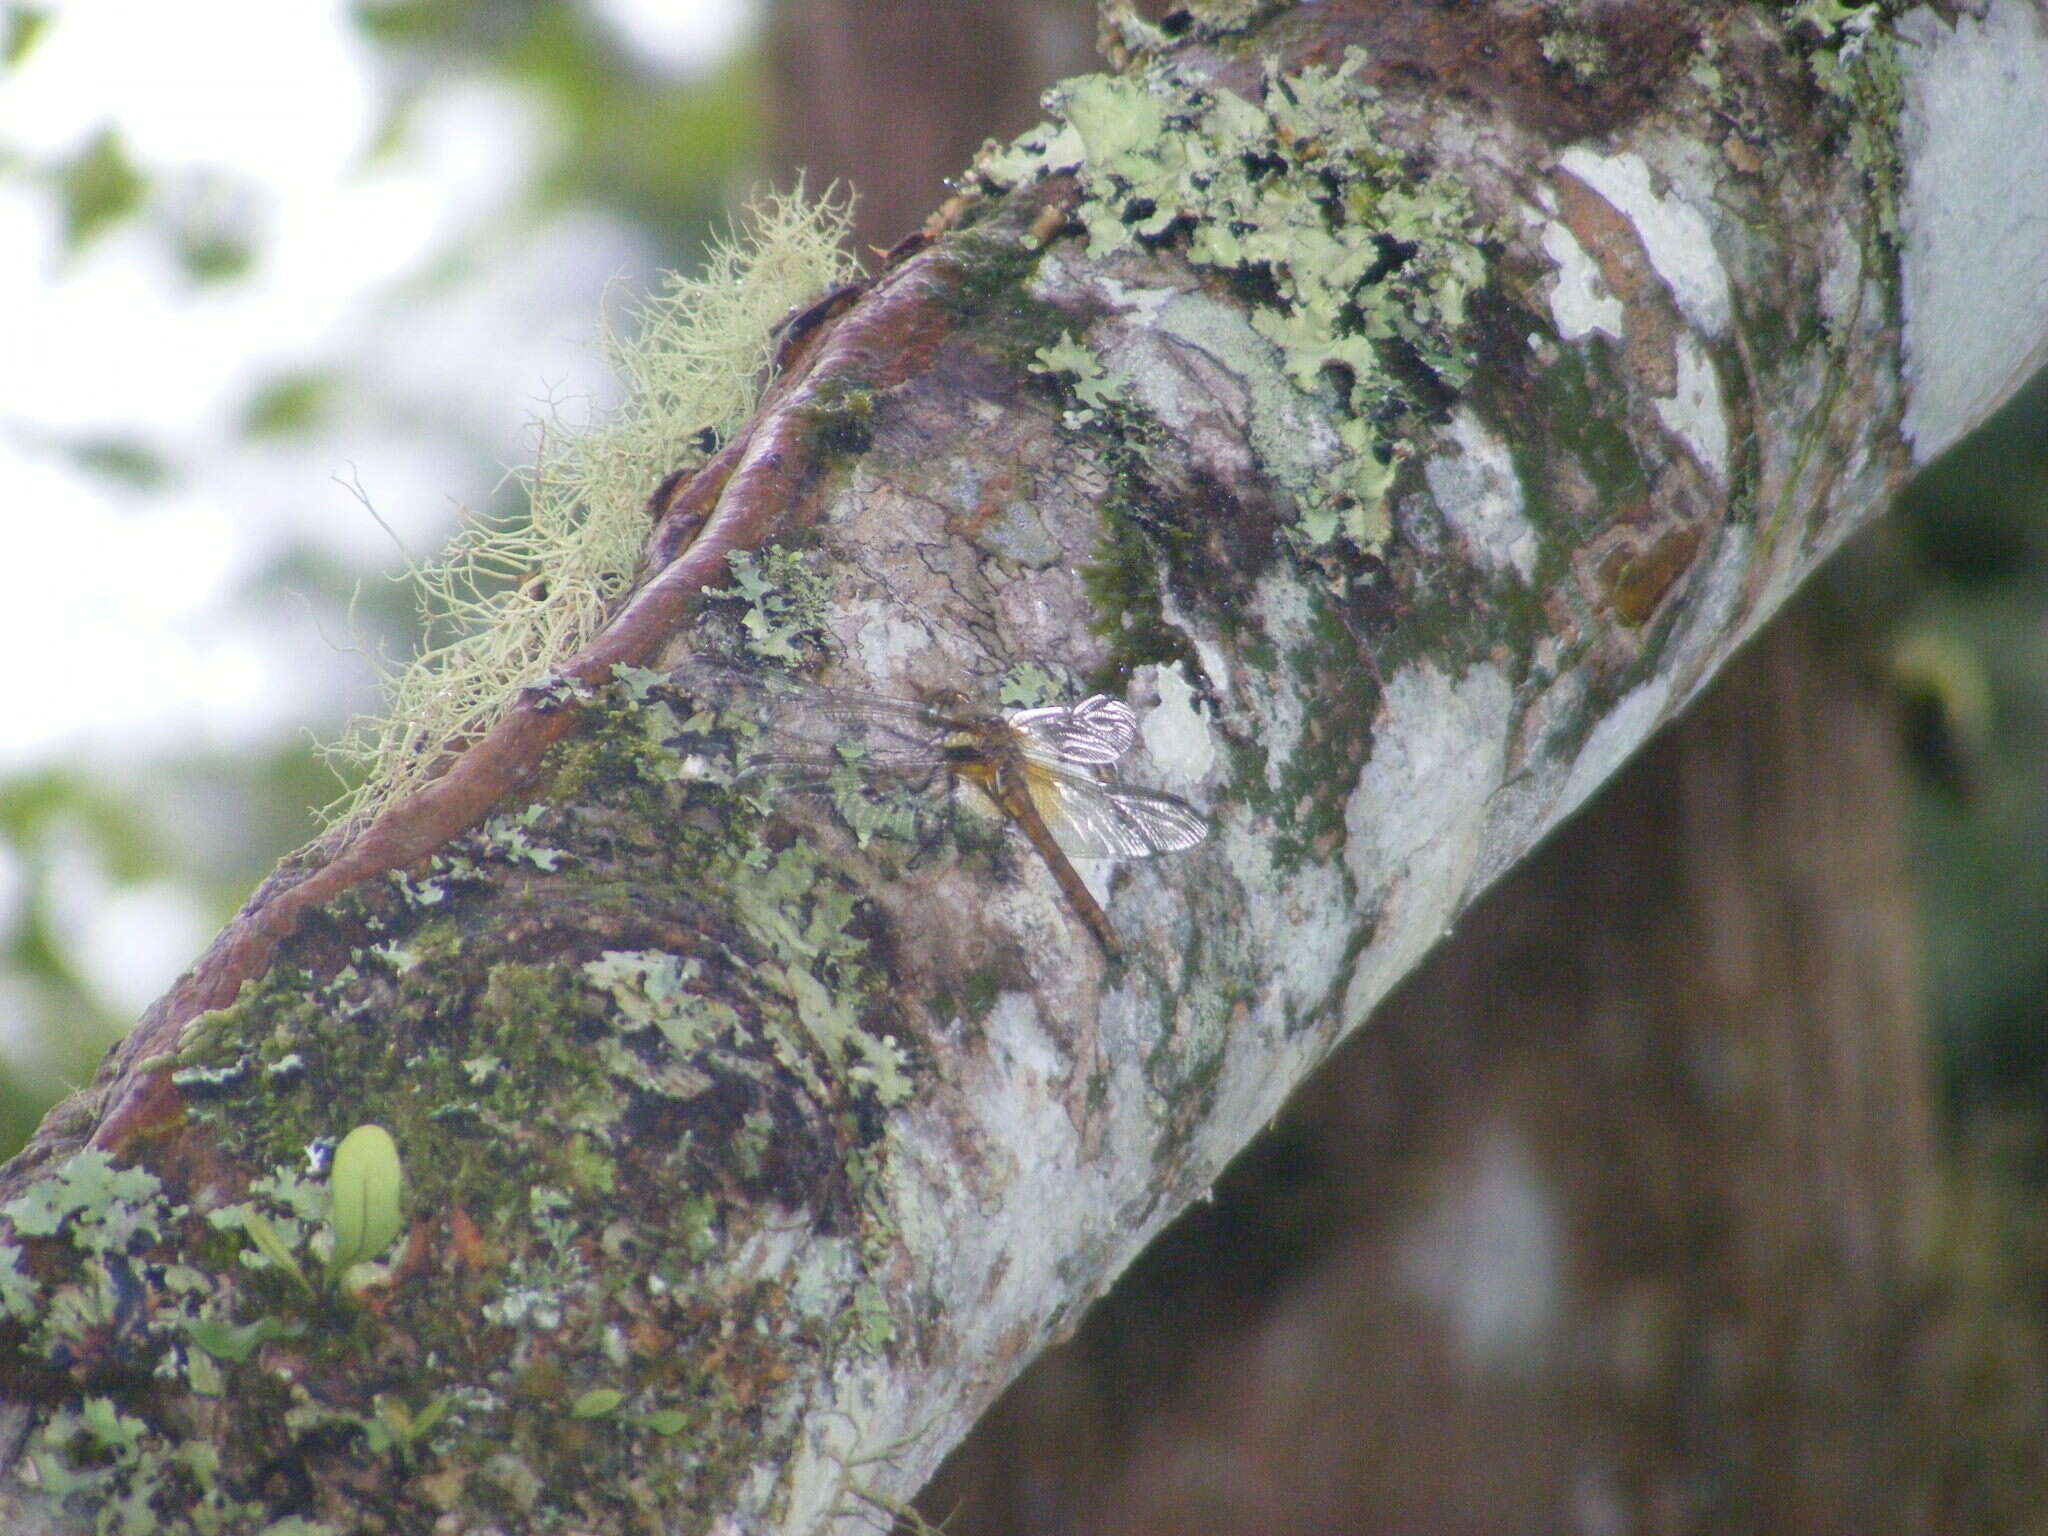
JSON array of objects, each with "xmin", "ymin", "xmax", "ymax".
[
  {"xmin": 1533, "ymin": 343, "xmax": 1649, "ymax": 522},
  {"xmin": 1263, "ymin": 632, "xmax": 1378, "ymax": 872},
  {"xmin": 933, "ymin": 966, "xmax": 1004, "ymax": 1029},
  {"xmin": 123, "ymin": 862, "xmax": 895, "ymax": 1519},
  {"xmin": 806, "ymin": 373, "xmax": 877, "ymax": 459},
  {"xmin": 1081, "ymin": 493, "xmax": 1201, "ymax": 687},
  {"xmin": 4, "ymin": 617, "xmax": 945, "ymax": 1528},
  {"xmin": 937, "ymin": 221, "xmax": 1072, "ymax": 358}
]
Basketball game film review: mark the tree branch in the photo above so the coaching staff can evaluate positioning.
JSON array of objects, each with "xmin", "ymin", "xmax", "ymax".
[{"xmin": 4, "ymin": 2, "xmax": 2046, "ymax": 1531}]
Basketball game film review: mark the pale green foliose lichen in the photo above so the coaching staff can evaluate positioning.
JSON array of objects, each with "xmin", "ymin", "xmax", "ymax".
[
  {"xmin": 2, "ymin": 1148, "xmax": 181, "ymax": 1257},
  {"xmin": 1786, "ymin": 0, "xmax": 1905, "ymax": 238},
  {"xmin": 998, "ymin": 661, "xmax": 1064, "ymax": 707},
  {"xmin": 711, "ymin": 545, "xmax": 834, "ymax": 662},
  {"xmin": 1032, "ymin": 331, "xmax": 1129, "ymax": 426},
  {"xmin": 0, "ymin": 1150, "xmax": 346, "ymax": 1530},
  {"xmin": 584, "ymin": 948, "xmax": 742, "ymax": 1061},
  {"xmin": 1541, "ymin": 27, "xmax": 1610, "ymax": 81},
  {"xmin": 729, "ymin": 844, "xmax": 912, "ymax": 1107},
  {"xmin": 979, "ymin": 46, "xmax": 1493, "ymax": 554}
]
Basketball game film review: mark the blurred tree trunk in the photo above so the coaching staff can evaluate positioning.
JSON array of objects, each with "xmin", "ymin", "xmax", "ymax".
[{"xmin": 767, "ymin": 0, "xmax": 1097, "ymax": 253}]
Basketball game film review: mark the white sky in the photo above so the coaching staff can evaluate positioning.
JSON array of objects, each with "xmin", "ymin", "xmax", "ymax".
[
  {"xmin": 0, "ymin": 0, "xmax": 752, "ymax": 771},
  {"xmin": 0, "ymin": 0, "xmax": 753, "ymax": 1044}
]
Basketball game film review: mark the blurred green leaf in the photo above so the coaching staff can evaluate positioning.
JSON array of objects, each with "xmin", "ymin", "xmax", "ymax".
[
  {"xmin": 162, "ymin": 168, "xmax": 265, "ymax": 286},
  {"xmin": 2, "ymin": 5, "xmax": 49, "ymax": 69},
  {"xmin": 0, "ymin": 768, "xmax": 164, "ymax": 881},
  {"xmin": 175, "ymin": 228, "xmax": 256, "ymax": 284},
  {"xmin": 65, "ymin": 433, "xmax": 172, "ymax": 489},
  {"xmin": 240, "ymin": 371, "xmax": 339, "ymax": 439},
  {"xmin": 358, "ymin": 0, "xmax": 761, "ymax": 239},
  {"xmin": 57, "ymin": 127, "xmax": 147, "ymax": 254},
  {"xmin": 354, "ymin": 0, "xmax": 532, "ymax": 51},
  {"xmin": 235, "ymin": 1208, "xmax": 314, "ymax": 1293},
  {"xmin": 188, "ymin": 1315, "xmax": 295, "ymax": 1363}
]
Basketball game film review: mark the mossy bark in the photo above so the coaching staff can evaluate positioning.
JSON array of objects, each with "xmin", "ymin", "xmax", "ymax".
[{"xmin": 3, "ymin": 2, "xmax": 2044, "ymax": 1532}]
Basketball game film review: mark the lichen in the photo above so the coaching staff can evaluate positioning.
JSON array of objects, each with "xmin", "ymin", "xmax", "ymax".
[
  {"xmin": 1031, "ymin": 330, "xmax": 1128, "ymax": 428},
  {"xmin": 0, "ymin": 1148, "xmax": 324, "ymax": 1530},
  {"xmin": 1785, "ymin": 0, "xmax": 1906, "ymax": 241},
  {"xmin": 977, "ymin": 44, "xmax": 1494, "ymax": 558},
  {"xmin": 321, "ymin": 187, "xmax": 858, "ymax": 832},
  {"xmin": 708, "ymin": 544, "xmax": 834, "ymax": 663},
  {"xmin": 3, "ymin": 670, "xmax": 926, "ymax": 1526},
  {"xmin": 1541, "ymin": 26, "xmax": 1611, "ymax": 82}
]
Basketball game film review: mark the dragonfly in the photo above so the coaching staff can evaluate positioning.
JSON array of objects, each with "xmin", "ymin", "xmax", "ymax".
[{"xmin": 673, "ymin": 658, "xmax": 1209, "ymax": 956}]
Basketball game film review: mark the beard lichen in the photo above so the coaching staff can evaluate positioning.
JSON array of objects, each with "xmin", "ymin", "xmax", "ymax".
[{"xmin": 321, "ymin": 188, "xmax": 859, "ymax": 833}]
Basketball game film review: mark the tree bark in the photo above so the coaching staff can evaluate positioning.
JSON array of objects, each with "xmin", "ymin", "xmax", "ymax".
[
  {"xmin": 923, "ymin": 586, "xmax": 1967, "ymax": 1534},
  {"xmin": 3, "ymin": 3, "xmax": 2046, "ymax": 1532}
]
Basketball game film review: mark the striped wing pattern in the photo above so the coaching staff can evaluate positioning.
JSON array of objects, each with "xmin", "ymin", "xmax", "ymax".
[
  {"xmin": 676, "ymin": 658, "xmax": 1208, "ymax": 860},
  {"xmin": 1007, "ymin": 694, "xmax": 1138, "ymax": 766},
  {"xmin": 1022, "ymin": 766, "xmax": 1210, "ymax": 859}
]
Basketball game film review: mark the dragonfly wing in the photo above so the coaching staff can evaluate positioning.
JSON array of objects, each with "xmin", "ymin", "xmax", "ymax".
[
  {"xmin": 1009, "ymin": 695, "xmax": 1139, "ymax": 767},
  {"xmin": 745, "ymin": 742, "xmax": 949, "ymax": 782},
  {"xmin": 1025, "ymin": 766, "xmax": 1209, "ymax": 859},
  {"xmin": 674, "ymin": 656, "xmax": 948, "ymax": 758}
]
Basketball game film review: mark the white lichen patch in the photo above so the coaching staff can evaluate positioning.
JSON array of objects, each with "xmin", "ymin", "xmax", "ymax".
[
  {"xmin": 839, "ymin": 603, "xmax": 935, "ymax": 682},
  {"xmin": 1652, "ymin": 333, "xmax": 1729, "ymax": 484},
  {"xmin": 1896, "ymin": 1, "xmax": 2048, "ymax": 461},
  {"xmin": 1424, "ymin": 408, "xmax": 1539, "ymax": 581},
  {"xmin": 1344, "ymin": 661, "xmax": 1514, "ymax": 908},
  {"xmin": 1137, "ymin": 662, "xmax": 1216, "ymax": 790},
  {"xmin": 1475, "ymin": 667, "xmax": 1585, "ymax": 888},
  {"xmin": 1146, "ymin": 283, "xmax": 1350, "ymax": 506},
  {"xmin": 1341, "ymin": 660, "xmax": 1513, "ymax": 1025},
  {"xmin": 1243, "ymin": 570, "xmax": 1320, "ymax": 789},
  {"xmin": 1815, "ymin": 211, "xmax": 1866, "ymax": 340},
  {"xmin": 894, "ymin": 987, "xmax": 1088, "ymax": 1319},
  {"xmin": 1556, "ymin": 145, "xmax": 1732, "ymax": 337},
  {"xmin": 1220, "ymin": 821, "xmax": 1356, "ymax": 1025},
  {"xmin": 1532, "ymin": 207, "xmax": 1625, "ymax": 342}
]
